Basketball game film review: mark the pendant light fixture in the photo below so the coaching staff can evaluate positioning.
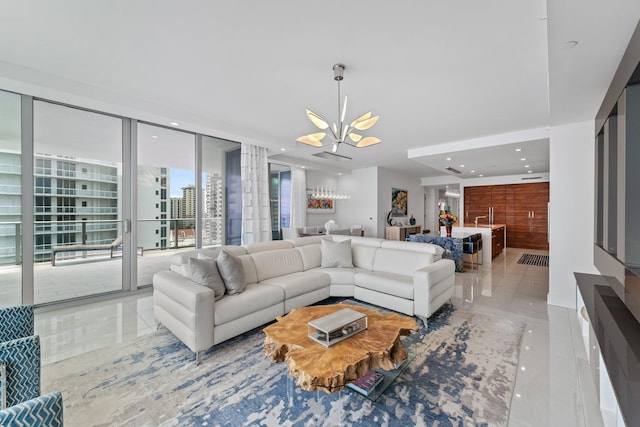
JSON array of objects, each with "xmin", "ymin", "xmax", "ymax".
[{"xmin": 297, "ymin": 64, "xmax": 381, "ymax": 153}]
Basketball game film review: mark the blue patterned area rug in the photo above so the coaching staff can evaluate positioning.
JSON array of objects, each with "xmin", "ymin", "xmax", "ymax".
[{"xmin": 42, "ymin": 304, "xmax": 525, "ymax": 426}]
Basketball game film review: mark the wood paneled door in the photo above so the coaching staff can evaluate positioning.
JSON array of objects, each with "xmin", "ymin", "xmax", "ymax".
[{"xmin": 506, "ymin": 182, "xmax": 549, "ymax": 250}]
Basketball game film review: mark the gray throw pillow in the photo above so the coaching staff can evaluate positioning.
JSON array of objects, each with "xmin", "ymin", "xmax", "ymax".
[
  {"xmin": 216, "ymin": 248, "xmax": 246, "ymax": 294},
  {"xmin": 321, "ymin": 239, "xmax": 353, "ymax": 268},
  {"xmin": 187, "ymin": 257, "xmax": 226, "ymax": 301}
]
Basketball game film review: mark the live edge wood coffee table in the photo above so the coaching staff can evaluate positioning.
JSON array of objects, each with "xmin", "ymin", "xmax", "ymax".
[{"xmin": 263, "ymin": 303, "xmax": 418, "ymax": 394}]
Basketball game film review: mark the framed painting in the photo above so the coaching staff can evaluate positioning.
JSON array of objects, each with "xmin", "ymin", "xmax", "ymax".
[
  {"xmin": 307, "ymin": 191, "xmax": 335, "ymax": 213},
  {"xmin": 391, "ymin": 188, "xmax": 408, "ymax": 217}
]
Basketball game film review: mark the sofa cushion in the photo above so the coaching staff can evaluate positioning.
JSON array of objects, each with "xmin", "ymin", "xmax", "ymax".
[
  {"xmin": 217, "ymin": 248, "xmax": 246, "ymax": 295},
  {"xmin": 237, "ymin": 254, "xmax": 258, "ymax": 285},
  {"xmin": 320, "ymin": 239, "xmax": 353, "ymax": 268},
  {"xmin": 372, "ymin": 248, "xmax": 435, "ymax": 276},
  {"xmin": 251, "ymin": 248, "xmax": 304, "ymax": 282},
  {"xmin": 260, "ymin": 271, "xmax": 330, "ymax": 299},
  {"xmin": 186, "ymin": 257, "xmax": 226, "ymax": 301},
  {"xmin": 351, "ymin": 245, "xmax": 377, "ymax": 270},
  {"xmin": 296, "ymin": 244, "xmax": 322, "ymax": 270},
  {"xmin": 213, "ymin": 283, "xmax": 284, "ymax": 325},
  {"xmin": 245, "ymin": 240, "xmax": 294, "ymax": 254},
  {"xmin": 311, "ymin": 266, "xmax": 368, "ymax": 285},
  {"xmin": 355, "ymin": 271, "xmax": 414, "ymax": 300}
]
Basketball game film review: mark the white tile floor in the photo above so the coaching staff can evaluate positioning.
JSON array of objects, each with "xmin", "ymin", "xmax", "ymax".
[{"xmin": 34, "ymin": 247, "xmax": 603, "ymax": 426}]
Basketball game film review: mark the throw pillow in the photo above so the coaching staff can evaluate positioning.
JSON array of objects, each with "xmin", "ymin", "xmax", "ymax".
[
  {"xmin": 321, "ymin": 238, "xmax": 353, "ymax": 268},
  {"xmin": 187, "ymin": 257, "xmax": 226, "ymax": 301},
  {"xmin": 216, "ymin": 248, "xmax": 246, "ymax": 294}
]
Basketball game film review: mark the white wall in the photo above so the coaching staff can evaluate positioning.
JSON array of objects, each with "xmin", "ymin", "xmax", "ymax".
[
  {"xmin": 377, "ymin": 167, "xmax": 425, "ymax": 238},
  {"xmin": 548, "ymin": 121, "xmax": 599, "ymax": 308},
  {"xmin": 336, "ymin": 167, "xmax": 379, "ymax": 237},
  {"xmin": 305, "ymin": 170, "xmax": 339, "ymax": 228}
]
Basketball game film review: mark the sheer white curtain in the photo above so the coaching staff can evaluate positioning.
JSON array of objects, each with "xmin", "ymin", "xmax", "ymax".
[
  {"xmin": 290, "ymin": 167, "xmax": 307, "ymax": 228},
  {"xmin": 241, "ymin": 144, "xmax": 271, "ymax": 244}
]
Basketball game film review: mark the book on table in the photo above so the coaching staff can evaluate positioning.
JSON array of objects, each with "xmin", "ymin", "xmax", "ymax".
[{"xmin": 346, "ymin": 369, "xmax": 384, "ymax": 395}]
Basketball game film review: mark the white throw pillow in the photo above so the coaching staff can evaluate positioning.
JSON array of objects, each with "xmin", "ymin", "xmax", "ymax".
[
  {"xmin": 187, "ymin": 257, "xmax": 226, "ymax": 301},
  {"xmin": 321, "ymin": 239, "xmax": 353, "ymax": 268},
  {"xmin": 216, "ymin": 248, "xmax": 246, "ymax": 295}
]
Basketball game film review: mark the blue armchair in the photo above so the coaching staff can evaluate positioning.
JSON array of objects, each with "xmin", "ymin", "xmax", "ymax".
[
  {"xmin": 0, "ymin": 305, "xmax": 34, "ymax": 343},
  {"xmin": 0, "ymin": 336, "xmax": 41, "ymax": 409},
  {"xmin": 0, "ymin": 392, "xmax": 63, "ymax": 427}
]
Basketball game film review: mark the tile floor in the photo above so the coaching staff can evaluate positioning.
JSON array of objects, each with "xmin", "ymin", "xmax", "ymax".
[{"xmin": 33, "ymin": 247, "xmax": 603, "ymax": 426}]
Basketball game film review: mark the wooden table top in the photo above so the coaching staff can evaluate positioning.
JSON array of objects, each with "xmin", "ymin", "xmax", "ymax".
[{"xmin": 262, "ymin": 303, "xmax": 418, "ymax": 393}]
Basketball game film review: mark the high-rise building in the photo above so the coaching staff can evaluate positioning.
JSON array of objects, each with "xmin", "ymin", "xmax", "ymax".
[
  {"xmin": 203, "ymin": 173, "xmax": 223, "ymax": 245},
  {"xmin": 137, "ymin": 165, "xmax": 169, "ymax": 250},
  {"xmin": 170, "ymin": 197, "xmax": 182, "ymax": 220},
  {"xmin": 182, "ymin": 185, "xmax": 196, "ymax": 220}
]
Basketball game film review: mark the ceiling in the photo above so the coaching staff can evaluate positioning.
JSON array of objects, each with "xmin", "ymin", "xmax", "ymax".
[{"xmin": 0, "ymin": 1, "xmax": 639, "ymax": 180}]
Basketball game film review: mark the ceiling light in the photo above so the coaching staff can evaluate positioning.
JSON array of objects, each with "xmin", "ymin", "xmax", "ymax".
[
  {"xmin": 170, "ymin": 122, "xmax": 180, "ymax": 126},
  {"xmin": 301, "ymin": 166, "xmax": 305, "ymax": 169},
  {"xmin": 520, "ymin": 158, "xmax": 526, "ymax": 161},
  {"xmin": 528, "ymin": 170, "xmax": 533, "ymax": 173},
  {"xmin": 479, "ymin": 174, "xmax": 483, "ymax": 177},
  {"xmin": 338, "ymin": 173, "xmax": 342, "ymax": 176},
  {"xmin": 471, "ymin": 170, "xmax": 475, "ymax": 173},
  {"xmin": 446, "ymin": 157, "xmax": 452, "ymax": 161},
  {"xmin": 560, "ymin": 41, "xmax": 578, "ymax": 49},
  {"xmin": 515, "ymin": 148, "xmax": 522, "ymax": 152},
  {"xmin": 151, "ymin": 135, "xmax": 158, "ymax": 139},
  {"xmin": 525, "ymin": 165, "xmax": 530, "ymax": 168},
  {"xmin": 460, "ymin": 164, "xmax": 465, "ymax": 168},
  {"xmin": 280, "ymin": 148, "xmax": 286, "ymax": 151},
  {"xmin": 297, "ymin": 64, "xmax": 381, "ymax": 154}
]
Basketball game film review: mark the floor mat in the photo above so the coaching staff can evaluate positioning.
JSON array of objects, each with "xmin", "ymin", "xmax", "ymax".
[{"xmin": 517, "ymin": 253, "xmax": 549, "ymax": 267}]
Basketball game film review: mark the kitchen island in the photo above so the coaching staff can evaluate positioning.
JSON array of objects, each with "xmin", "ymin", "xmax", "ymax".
[{"xmin": 439, "ymin": 224, "xmax": 506, "ymax": 266}]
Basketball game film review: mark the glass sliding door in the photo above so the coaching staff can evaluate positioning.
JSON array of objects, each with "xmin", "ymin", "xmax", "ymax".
[
  {"xmin": 201, "ymin": 136, "xmax": 241, "ymax": 248},
  {"xmin": 269, "ymin": 164, "xmax": 291, "ymax": 240},
  {"xmin": 33, "ymin": 101, "xmax": 123, "ymax": 304},
  {"xmin": 136, "ymin": 123, "xmax": 195, "ymax": 287},
  {"xmin": 0, "ymin": 90, "xmax": 22, "ymax": 307}
]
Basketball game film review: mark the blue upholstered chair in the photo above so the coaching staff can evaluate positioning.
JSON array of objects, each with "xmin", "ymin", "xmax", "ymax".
[
  {"xmin": 1, "ymin": 305, "xmax": 40, "ymax": 410},
  {"xmin": 0, "ymin": 336, "xmax": 41, "ymax": 410},
  {"xmin": 0, "ymin": 305, "xmax": 34, "ymax": 343},
  {"xmin": 0, "ymin": 392, "xmax": 64, "ymax": 427}
]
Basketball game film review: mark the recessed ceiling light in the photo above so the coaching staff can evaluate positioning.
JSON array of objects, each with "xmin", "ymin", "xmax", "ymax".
[
  {"xmin": 479, "ymin": 174, "xmax": 483, "ymax": 177},
  {"xmin": 460, "ymin": 165, "xmax": 465, "ymax": 168},
  {"xmin": 528, "ymin": 170, "xmax": 533, "ymax": 173},
  {"xmin": 151, "ymin": 135, "xmax": 158, "ymax": 139},
  {"xmin": 338, "ymin": 172, "xmax": 342, "ymax": 175},
  {"xmin": 515, "ymin": 148, "xmax": 522, "ymax": 152},
  {"xmin": 471, "ymin": 170, "xmax": 475, "ymax": 173},
  {"xmin": 560, "ymin": 40, "xmax": 578, "ymax": 49},
  {"xmin": 170, "ymin": 122, "xmax": 180, "ymax": 126},
  {"xmin": 525, "ymin": 165, "xmax": 530, "ymax": 168},
  {"xmin": 446, "ymin": 157, "xmax": 452, "ymax": 161},
  {"xmin": 301, "ymin": 166, "xmax": 306, "ymax": 169},
  {"xmin": 520, "ymin": 158, "xmax": 526, "ymax": 161},
  {"xmin": 280, "ymin": 148, "xmax": 286, "ymax": 151}
]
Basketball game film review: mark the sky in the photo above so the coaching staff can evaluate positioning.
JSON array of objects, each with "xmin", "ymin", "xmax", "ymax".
[{"xmin": 170, "ymin": 169, "xmax": 195, "ymax": 198}]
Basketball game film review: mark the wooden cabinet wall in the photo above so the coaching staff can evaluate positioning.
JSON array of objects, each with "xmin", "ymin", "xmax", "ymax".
[
  {"xmin": 463, "ymin": 185, "xmax": 506, "ymax": 225},
  {"xmin": 464, "ymin": 182, "xmax": 549, "ymax": 250}
]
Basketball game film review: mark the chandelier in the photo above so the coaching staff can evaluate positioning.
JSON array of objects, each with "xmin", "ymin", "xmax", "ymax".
[
  {"xmin": 310, "ymin": 185, "xmax": 351, "ymax": 200},
  {"xmin": 297, "ymin": 64, "xmax": 381, "ymax": 153}
]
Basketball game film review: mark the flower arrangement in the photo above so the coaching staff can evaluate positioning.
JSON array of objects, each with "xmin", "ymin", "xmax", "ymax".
[{"xmin": 439, "ymin": 211, "xmax": 458, "ymax": 226}]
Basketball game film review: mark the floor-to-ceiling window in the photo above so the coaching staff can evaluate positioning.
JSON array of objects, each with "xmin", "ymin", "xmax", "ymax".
[
  {"xmin": 0, "ymin": 88, "xmax": 243, "ymax": 305},
  {"xmin": 0, "ymin": 90, "xmax": 22, "ymax": 308},
  {"xmin": 201, "ymin": 136, "xmax": 241, "ymax": 247},
  {"xmin": 269, "ymin": 164, "xmax": 291, "ymax": 240},
  {"xmin": 33, "ymin": 100, "xmax": 123, "ymax": 304}
]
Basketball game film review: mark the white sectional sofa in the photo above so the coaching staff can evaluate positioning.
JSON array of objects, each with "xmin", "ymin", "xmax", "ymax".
[{"xmin": 152, "ymin": 235, "xmax": 455, "ymax": 362}]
